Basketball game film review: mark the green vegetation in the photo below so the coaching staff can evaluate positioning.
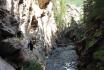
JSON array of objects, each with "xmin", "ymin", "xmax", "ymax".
[
  {"xmin": 53, "ymin": 0, "xmax": 83, "ymax": 30},
  {"xmin": 93, "ymin": 50, "xmax": 104, "ymax": 62},
  {"xmin": 84, "ymin": 0, "xmax": 104, "ymax": 48},
  {"xmin": 70, "ymin": 0, "xmax": 83, "ymax": 6},
  {"xmin": 23, "ymin": 60, "xmax": 43, "ymax": 70},
  {"xmin": 53, "ymin": 0, "xmax": 67, "ymax": 29},
  {"xmin": 76, "ymin": 0, "xmax": 104, "ymax": 70}
]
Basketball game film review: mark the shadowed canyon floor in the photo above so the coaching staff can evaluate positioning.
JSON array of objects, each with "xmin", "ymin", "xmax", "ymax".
[{"xmin": 46, "ymin": 39, "xmax": 78, "ymax": 70}]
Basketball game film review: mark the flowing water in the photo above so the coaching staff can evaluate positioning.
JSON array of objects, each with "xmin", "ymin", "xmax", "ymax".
[{"xmin": 46, "ymin": 39, "xmax": 78, "ymax": 70}]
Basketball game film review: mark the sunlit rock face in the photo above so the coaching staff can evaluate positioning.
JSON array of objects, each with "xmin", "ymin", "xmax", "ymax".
[
  {"xmin": 1, "ymin": 0, "xmax": 57, "ymax": 63},
  {"xmin": 55, "ymin": 1, "xmax": 82, "ymax": 27},
  {"xmin": 64, "ymin": 4, "xmax": 82, "ymax": 27}
]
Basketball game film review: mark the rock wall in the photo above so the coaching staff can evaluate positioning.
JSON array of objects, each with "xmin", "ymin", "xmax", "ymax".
[
  {"xmin": 0, "ymin": 7, "xmax": 27, "ymax": 69},
  {"xmin": 16, "ymin": 0, "xmax": 57, "ymax": 61},
  {"xmin": 0, "ymin": 0, "xmax": 57, "ymax": 69}
]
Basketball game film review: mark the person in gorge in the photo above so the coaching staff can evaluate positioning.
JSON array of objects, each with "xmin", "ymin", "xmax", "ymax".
[{"xmin": 28, "ymin": 40, "xmax": 33, "ymax": 51}]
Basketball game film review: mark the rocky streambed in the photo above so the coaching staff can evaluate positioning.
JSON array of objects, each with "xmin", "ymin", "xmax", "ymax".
[{"xmin": 46, "ymin": 41, "xmax": 78, "ymax": 70}]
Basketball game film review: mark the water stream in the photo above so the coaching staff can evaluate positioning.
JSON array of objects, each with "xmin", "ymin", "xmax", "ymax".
[{"xmin": 46, "ymin": 40, "xmax": 78, "ymax": 70}]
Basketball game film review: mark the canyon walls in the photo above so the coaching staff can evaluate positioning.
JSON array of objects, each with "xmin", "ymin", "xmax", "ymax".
[{"xmin": 0, "ymin": 0, "xmax": 57, "ymax": 69}]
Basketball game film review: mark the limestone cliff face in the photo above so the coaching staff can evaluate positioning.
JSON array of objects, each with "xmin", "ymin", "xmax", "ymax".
[
  {"xmin": 16, "ymin": 0, "xmax": 57, "ymax": 60},
  {"xmin": 0, "ymin": 0, "xmax": 57, "ymax": 69}
]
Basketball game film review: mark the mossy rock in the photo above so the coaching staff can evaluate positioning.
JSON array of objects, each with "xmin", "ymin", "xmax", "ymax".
[
  {"xmin": 93, "ymin": 50, "xmax": 104, "ymax": 62},
  {"xmin": 23, "ymin": 60, "xmax": 43, "ymax": 70}
]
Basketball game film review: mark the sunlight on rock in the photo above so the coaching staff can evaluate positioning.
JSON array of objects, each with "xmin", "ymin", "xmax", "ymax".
[{"xmin": 64, "ymin": 4, "xmax": 82, "ymax": 26}]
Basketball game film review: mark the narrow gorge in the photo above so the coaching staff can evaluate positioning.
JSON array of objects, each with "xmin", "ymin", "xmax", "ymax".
[{"xmin": 0, "ymin": 0, "xmax": 104, "ymax": 70}]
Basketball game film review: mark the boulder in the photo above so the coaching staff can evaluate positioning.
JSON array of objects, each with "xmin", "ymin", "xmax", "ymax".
[{"xmin": 0, "ymin": 57, "xmax": 15, "ymax": 70}]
